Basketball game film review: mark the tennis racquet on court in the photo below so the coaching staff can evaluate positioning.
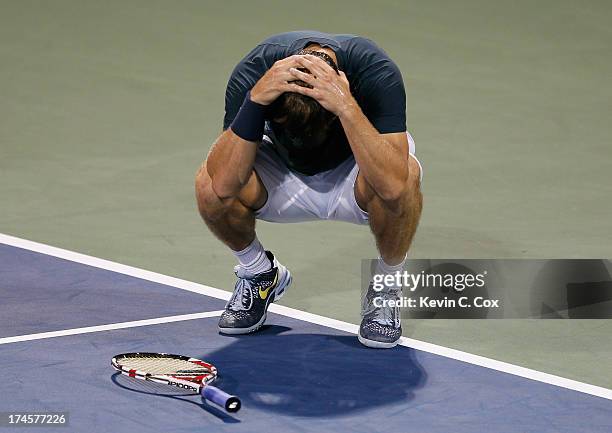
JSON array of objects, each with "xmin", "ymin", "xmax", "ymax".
[{"xmin": 111, "ymin": 352, "xmax": 241, "ymax": 413}]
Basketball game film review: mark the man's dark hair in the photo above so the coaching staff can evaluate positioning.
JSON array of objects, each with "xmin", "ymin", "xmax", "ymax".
[{"xmin": 268, "ymin": 50, "xmax": 339, "ymax": 140}]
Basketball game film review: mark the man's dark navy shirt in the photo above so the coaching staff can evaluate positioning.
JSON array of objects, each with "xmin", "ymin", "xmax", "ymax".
[{"xmin": 223, "ymin": 31, "xmax": 407, "ymax": 175}]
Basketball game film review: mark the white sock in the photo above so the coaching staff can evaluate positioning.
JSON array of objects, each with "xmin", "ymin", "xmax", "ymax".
[
  {"xmin": 376, "ymin": 255, "xmax": 407, "ymax": 290},
  {"xmin": 233, "ymin": 237, "xmax": 271, "ymax": 275},
  {"xmin": 376, "ymin": 255, "xmax": 407, "ymax": 275}
]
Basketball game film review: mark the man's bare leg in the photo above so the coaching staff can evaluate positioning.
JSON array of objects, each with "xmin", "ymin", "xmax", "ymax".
[
  {"xmin": 355, "ymin": 155, "xmax": 423, "ymax": 265},
  {"xmin": 355, "ymin": 154, "xmax": 422, "ymax": 348},
  {"xmin": 195, "ymin": 161, "xmax": 267, "ymax": 252},
  {"xmin": 196, "ymin": 160, "xmax": 292, "ymax": 334}
]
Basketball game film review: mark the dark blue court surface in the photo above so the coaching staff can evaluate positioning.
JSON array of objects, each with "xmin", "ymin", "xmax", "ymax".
[
  {"xmin": 1, "ymin": 244, "xmax": 611, "ymax": 432},
  {"xmin": 0, "ymin": 244, "xmax": 226, "ymax": 337}
]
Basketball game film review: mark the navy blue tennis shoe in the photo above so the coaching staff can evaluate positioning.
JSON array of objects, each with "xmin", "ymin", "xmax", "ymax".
[{"xmin": 218, "ymin": 251, "xmax": 292, "ymax": 334}]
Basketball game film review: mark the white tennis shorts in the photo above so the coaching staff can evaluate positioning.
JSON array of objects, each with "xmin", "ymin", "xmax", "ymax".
[{"xmin": 253, "ymin": 132, "xmax": 423, "ymax": 225}]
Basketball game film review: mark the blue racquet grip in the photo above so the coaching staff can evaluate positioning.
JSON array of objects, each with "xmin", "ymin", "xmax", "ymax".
[{"xmin": 202, "ymin": 385, "xmax": 241, "ymax": 413}]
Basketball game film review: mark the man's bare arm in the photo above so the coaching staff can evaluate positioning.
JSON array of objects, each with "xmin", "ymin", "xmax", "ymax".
[
  {"xmin": 206, "ymin": 130, "xmax": 259, "ymax": 199},
  {"xmin": 206, "ymin": 55, "xmax": 307, "ymax": 199},
  {"xmin": 339, "ymin": 107, "xmax": 409, "ymax": 202}
]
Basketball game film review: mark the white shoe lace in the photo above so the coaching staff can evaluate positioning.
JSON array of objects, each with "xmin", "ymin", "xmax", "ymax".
[{"xmin": 227, "ymin": 266, "xmax": 254, "ymax": 312}]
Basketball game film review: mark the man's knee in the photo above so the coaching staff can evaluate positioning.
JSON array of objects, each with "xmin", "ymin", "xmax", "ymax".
[
  {"xmin": 195, "ymin": 162, "xmax": 227, "ymax": 221},
  {"xmin": 195, "ymin": 161, "xmax": 264, "ymax": 223},
  {"xmin": 362, "ymin": 156, "xmax": 422, "ymax": 216}
]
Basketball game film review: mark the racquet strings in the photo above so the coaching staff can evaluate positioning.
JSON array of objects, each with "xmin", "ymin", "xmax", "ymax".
[{"xmin": 117, "ymin": 354, "xmax": 211, "ymax": 376}]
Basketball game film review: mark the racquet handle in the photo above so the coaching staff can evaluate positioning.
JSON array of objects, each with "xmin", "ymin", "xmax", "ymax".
[{"xmin": 202, "ymin": 385, "xmax": 241, "ymax": 413}]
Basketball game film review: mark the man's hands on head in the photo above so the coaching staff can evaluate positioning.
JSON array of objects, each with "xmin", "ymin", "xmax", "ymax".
[
  {"xmin": 250, "ymin": 54, "xmax": 358, "ymax": 119},
  {"xmin": 250, "ymin": 55, "xmax": 313, "ymax": 105},
  {"xmin": 287, "ymin": 55, "xmax": 358, "ymax": 118}
]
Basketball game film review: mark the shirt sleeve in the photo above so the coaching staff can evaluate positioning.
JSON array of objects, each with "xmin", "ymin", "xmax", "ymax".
[
  {"xmin": 347, "ymin": 37, "xmax": 407, "ymax": 134},
  {"xmin": 222, "ymin": 43, "xmax": 288, "ymax": 130}
]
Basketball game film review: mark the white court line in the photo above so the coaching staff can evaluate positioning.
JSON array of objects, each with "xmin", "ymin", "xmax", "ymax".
[
  {"xmin": 0, "ymin": 311, "xmax": 224, "ymax": 345},
  {"xmin": 1, "ymin": 232, "xmax": 611, "ymax": 401}
]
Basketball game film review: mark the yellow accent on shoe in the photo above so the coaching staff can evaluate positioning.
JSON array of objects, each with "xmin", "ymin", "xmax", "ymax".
[{"xmin": 258, "ymin": 273, "xmax": 278, "ymax": 300}]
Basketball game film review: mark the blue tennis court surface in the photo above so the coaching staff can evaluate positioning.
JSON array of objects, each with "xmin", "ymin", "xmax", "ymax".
[{"xmin": 1, "ymin": 242, "xmax": 611, "ymax": 432}]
